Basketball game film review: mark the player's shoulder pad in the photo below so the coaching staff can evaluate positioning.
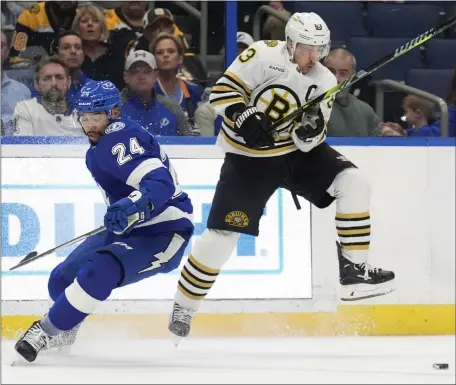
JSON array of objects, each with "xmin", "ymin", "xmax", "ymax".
[
  {"xmin": 241, "ymin": 40, "xmax": 287, "ymax": 67},
  {"xmin": 102, "ymin": 118, "xmax": 150, "ymax": 144}
]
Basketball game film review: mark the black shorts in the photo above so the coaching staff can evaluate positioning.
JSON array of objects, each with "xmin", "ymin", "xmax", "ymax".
[{"xmin": 207, "ymin": 143, "xmax": 357, "ymax": 236}]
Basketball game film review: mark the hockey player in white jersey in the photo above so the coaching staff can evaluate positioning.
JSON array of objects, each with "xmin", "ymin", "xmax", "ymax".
[{"xmin": 169, "ymin": 12, "xmax": 395, "ymax": 339}]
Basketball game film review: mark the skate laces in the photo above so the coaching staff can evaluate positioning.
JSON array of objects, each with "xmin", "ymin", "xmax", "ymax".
[
  {"xmin": 24, "ymin": 323, "xmax": 51, "ymax": 351},
  {"xmin": 359, "ymin": 263, "xmax": 380, "ymax": 278},
  {"xmin": 173, "ymin": 304, "xmax": 196, "ymax": 324}
]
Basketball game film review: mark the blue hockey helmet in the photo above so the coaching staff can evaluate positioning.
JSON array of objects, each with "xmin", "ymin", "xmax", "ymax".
[{"xmin": 75, "ymin": 80, "xmax": 120, "ymax": 115}]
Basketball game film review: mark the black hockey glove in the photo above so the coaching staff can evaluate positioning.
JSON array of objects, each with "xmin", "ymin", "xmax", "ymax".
[
  {"xmin": 294, "ymin": 105, "xmax": 325, "ymax": 142},
  {"xmin": 234, "ymin": 107, "xmax": 275, "ymax": 148}
]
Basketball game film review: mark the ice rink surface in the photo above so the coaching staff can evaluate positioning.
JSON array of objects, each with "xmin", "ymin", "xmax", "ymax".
[{"xmin": 2, "ymin": 335, "xmax": 455, "ymax": 384}]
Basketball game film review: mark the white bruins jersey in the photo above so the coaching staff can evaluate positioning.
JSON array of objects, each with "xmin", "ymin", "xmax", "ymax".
[
  {"xmin": 12, "ymin": 98, "xmax": 82, "ymax": 136},
  {"xmin": 209, "ymin": 40, "xmax": 337, "ymax": 157}
]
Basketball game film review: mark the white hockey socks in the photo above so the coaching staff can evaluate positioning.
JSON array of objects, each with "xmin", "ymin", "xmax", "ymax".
[
  {"xmin": 327, "ymin": 168, "xmax": 371, "ymax": 265},
  {"xmin": 175, "ymin": 229, "xmax": 239, "ymax": 309}
]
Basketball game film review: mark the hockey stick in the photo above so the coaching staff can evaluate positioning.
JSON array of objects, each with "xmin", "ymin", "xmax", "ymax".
[
  {"xmin": 268, "ymin": 15, "xmax": 456, "ymax": 131},
  {"xmin": 9, "ymin": 226, "xmax": 106, "ymax": 271}
]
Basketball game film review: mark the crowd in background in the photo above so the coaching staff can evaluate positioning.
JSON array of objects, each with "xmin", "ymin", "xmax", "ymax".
[{"xmin": 1, "ymin": 0, "xmax": 455, "ymax": 138}]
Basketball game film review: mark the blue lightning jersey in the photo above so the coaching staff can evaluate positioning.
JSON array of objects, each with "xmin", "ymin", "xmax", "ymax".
[{"xmin": 86, "ymin": 117, "xmax": 194, "ymax": 235}]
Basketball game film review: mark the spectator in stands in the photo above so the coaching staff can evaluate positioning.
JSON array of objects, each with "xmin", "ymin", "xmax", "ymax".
[
  {"xmin": 262, "ymin": 1, "xmax": 291, "ymax": 41},
  {"xmin": 444, "ymin": 69, "xmax": 456, "ymax": 137},
  {"xmin": 30, "ymin": 31, "xmax": 92, "ymax": 107},
  {"xmin": 9, "ymin": 2, "xmax": 78, "ymax": 68},
  {"xmin": 2, "ymin": 1, "xmax": 24, "ymax": 30},
  {"xmin": 12, "ymin": 56, "xmax": 82, "ymax": 136},
  {"xmin": 194, "ymin": 102, "xmax": 222, "ymax": 136},
  {"xmin": 127, "ymin": 8, "xmax": 208, "ymax": 85},
  {"xmin": 324, "ymin": 48, "xmax": 380, "ymax": 136},
  {"xmin": 151, "ymin": 33, "xmax": 202, "ymax": 126},
  {"xmin": 72, "ymin": 4, "xmax": 125, "ymax": 89},
  {"xmin": 194, "ymin": 86, "xmax": 222, "ymax": 136},
  {"xmin": 120, "ymin": 50, "xmax": 197, "ymax": 136},
  {"xmin": 380, "ymin": 95, "xmax": 440, "ymax": 137},
  {"xmin": 1, "ymin": 31, "xmax": 31, "ymax": 135},
  {"xmin": 105, "ymin": 2, "xmax": 148, "ymax": 54},
  {"xmin": 236, "ymin": 32, "xmax": 255, "ymax": 55}
]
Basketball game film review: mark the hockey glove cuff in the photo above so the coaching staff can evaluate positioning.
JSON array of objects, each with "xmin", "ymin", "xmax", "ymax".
[{"xmin": 104, "ymin": 190, "xmax": 153, "ymax": 235}]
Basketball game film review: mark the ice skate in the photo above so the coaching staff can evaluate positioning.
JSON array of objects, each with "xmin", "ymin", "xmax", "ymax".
[
  {"xmin": 45, "ymin": 323, "xmax": 81, "ymax": 354},
  {"xmin": 15, "ymin": 321, "xmax": 53, "ymax": 362},
  {"xmin": 337, "ymin": 242, "xmax": 395, "ymax": 301},
  {"xmin": 169, "ymin": 302, "xmax": 196, "ymax": 346}
]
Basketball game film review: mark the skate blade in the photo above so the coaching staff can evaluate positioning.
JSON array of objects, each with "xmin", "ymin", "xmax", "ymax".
[
  {"xmin": 341, "ymin": 284, "xmax": 396, "ymax": 302},
  {"xmin": 11, "ymin": 352, "xmax": 31, "ymax": 367},
  {"xmin": 172, "ymin": 335, "xmax": 183, "ymax": 347}
]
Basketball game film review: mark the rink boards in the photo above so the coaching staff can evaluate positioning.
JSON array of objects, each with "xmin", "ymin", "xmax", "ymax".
[{"xmin": 1, "ymin": 137, "xmax": 455, "ymax": 338}]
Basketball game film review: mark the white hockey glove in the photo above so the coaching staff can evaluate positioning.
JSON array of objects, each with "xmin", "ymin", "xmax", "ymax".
[{"xmin": 291, "ymin": 105, "xmax": 326, "ymax": 153}]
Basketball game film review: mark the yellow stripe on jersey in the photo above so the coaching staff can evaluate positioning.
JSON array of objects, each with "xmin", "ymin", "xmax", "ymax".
[
  {"xmin": 212, "ymin": 85, "xmax": 241, "ymax": 93},
  {"xmin": 220, "ymin": 128, "xmax": 296, "ymax": 155},
  {"xmin": 224, "ymin": 116, "xmax": 235, "ymax": 129},
  {"xmin": 223, "ymin": 71, "xmax": 252, "ymax": 98},
  {"xmin": 211, "ymin": 96, "xmax": 245, "ymax": 107}
]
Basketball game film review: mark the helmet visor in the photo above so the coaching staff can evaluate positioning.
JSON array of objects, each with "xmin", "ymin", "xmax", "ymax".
[
  {"xmin": 78, "ymin": 112, "xmax": 108, "ymax": 126},
  {"xmin": 295, "ymin": 43, "xmax": 327, "ymax": 56}
]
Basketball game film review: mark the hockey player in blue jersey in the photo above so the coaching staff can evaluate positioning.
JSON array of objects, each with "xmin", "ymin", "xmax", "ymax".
[{"xmin": 15, "ymin": 80, "xmax": 194, "ymax": 362}]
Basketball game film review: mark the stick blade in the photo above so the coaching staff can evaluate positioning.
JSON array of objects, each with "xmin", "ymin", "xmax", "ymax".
[{"xmin": 9, "ymin": 251, "xmax": 38, "ymax": 271}]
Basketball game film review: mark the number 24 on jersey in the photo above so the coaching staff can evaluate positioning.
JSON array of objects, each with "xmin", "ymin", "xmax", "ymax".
[{"xmin": 112, "ymin": 137, "xmax": 145, "ymax": 165}]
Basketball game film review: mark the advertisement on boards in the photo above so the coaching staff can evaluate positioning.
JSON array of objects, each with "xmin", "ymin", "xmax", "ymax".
[{"xmin": 1, "ymin": 157, "xmax": 312, "ymax": 301}]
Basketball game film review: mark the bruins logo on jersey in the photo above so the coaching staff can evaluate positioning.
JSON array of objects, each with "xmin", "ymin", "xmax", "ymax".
[
  {"xmin": 264, "ymin": 40, "xmax": 278, "ymax": 48},
  {"xmin": 225, "ymin": 211, "xmax": 249, "ymax": 228},
  {"xmin": 253, "ymin": 85, "xmax": 301, "ymax": 132}
]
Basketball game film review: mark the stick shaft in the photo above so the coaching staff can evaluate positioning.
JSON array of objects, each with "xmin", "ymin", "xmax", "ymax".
[{"xmin": 9, "ymin": 226, "xmax": 106, "ymax": 271}]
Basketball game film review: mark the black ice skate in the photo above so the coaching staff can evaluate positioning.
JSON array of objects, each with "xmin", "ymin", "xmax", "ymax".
[
  {"xmin": 169, "ymin": 302, "xmax": 196, "ymax": 345},
  {"xmin": 15, "ymin": 321, "xmax": 53, "ymax": 362},
  {"xmin": 337, "ymin": 242, "xmax": 395, "ymax": 301}
]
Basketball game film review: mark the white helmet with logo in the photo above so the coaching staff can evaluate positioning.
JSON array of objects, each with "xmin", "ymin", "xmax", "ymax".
[{"xmin": 285, "ymin": 12, "xmax": 331, "ymax": 63}]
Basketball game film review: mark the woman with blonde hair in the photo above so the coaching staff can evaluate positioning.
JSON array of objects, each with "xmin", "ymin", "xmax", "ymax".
[
  {"xmin": 150, "ymin": 33, "xmax": 202, "ymax": 126},
  {"xmin": 72, "ymin": 4, "xmax": 125, "ymax": 89}
]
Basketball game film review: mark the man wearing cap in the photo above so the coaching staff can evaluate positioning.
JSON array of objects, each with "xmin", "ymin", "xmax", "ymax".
[
  {"xmin": 126, "ymin": 8, "xmax": 208, "ymax": 85},
  {"xmin": 236, "ymin": 31, "xmax": 255, "ymax": 55},
  {"xmin": 120, "ymin": 50, "xmax": 198, "ymax": 136}
]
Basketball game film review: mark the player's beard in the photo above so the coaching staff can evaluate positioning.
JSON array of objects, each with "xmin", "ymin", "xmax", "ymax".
[{"xmin": 85, "ymin": 130, "xmax": 104, "ymax": 145}]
